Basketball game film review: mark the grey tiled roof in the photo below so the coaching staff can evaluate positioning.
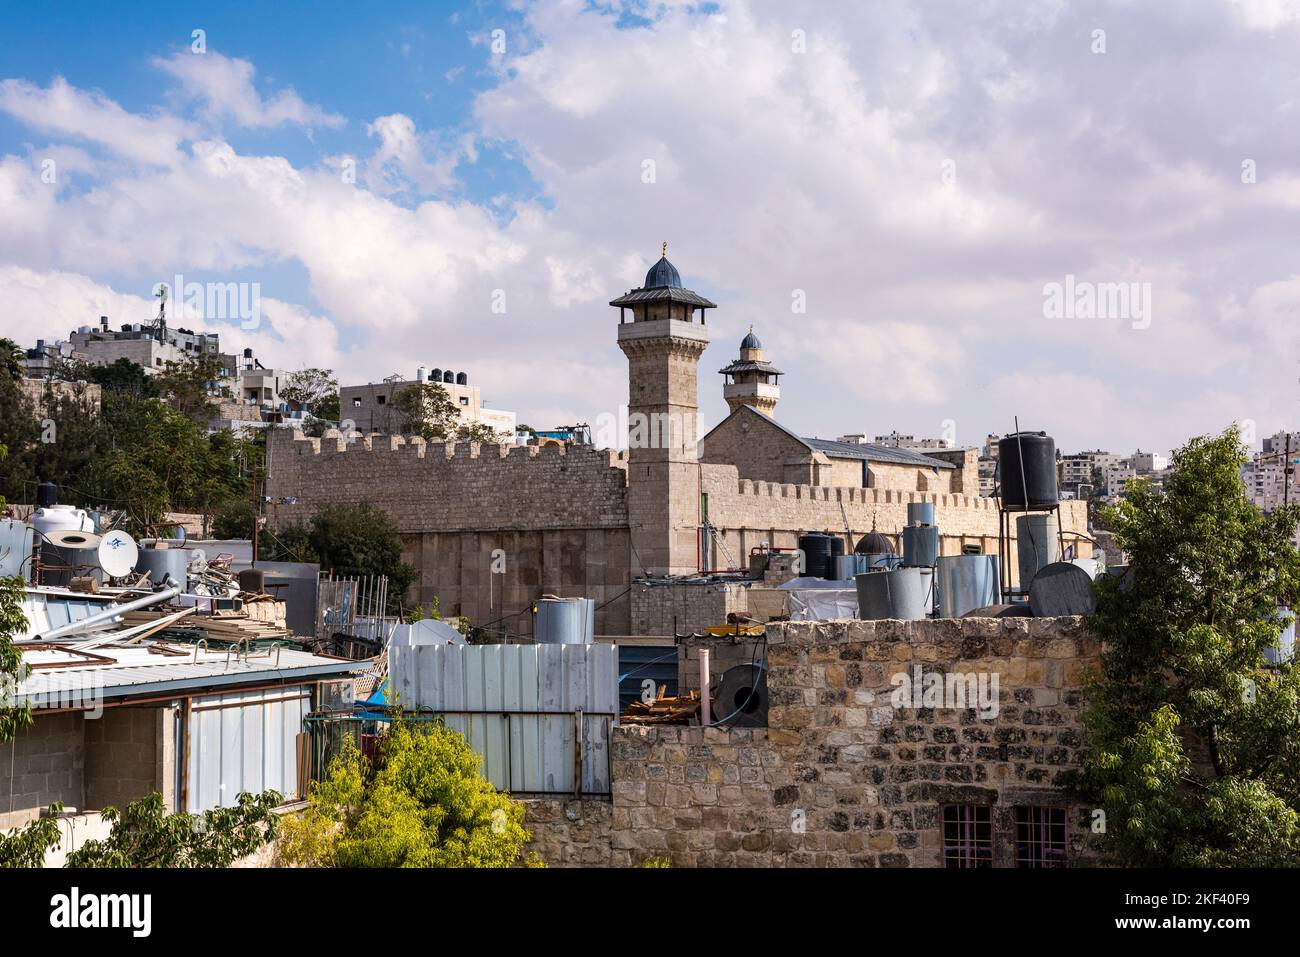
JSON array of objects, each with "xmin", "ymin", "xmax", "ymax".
[
  {"xmin": 609, "ymin": 286, "xmax": 717, "ymax": 308},
  {"xmin": 804, "ymin": 437, "xmax": 956, "ymax": 469}
]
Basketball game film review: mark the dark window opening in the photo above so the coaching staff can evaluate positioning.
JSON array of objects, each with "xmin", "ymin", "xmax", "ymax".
[
  {"xmin": 1015, "ymin": 806, "xmax": 1066, "ymax": 868},
  {"xmin": 942, "ymin": 805, "xmax": 993, "ymax": 868}
]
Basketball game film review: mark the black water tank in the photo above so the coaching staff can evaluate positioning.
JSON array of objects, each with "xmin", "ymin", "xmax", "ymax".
[
  {"xmin": 36, "ymin": 481, "xmax": 59, "ymax": 509},
  {"xmin": 430, "ymin": 368, "xmax": 442, "ymax": 382},
  {"xmin": 798, "ymin": 533, "xmax": 837, "ymax": 579},
  {"xmin": 998, "ymin": 431, "xmax": 1058, "ymax": 510},
  {"xmin": 456, "ymin": 371, "xmax": 468, "ymax": 385},
  {"xmin": 443, "ymin": 370, "xmax": 455, "ymax": 383}
]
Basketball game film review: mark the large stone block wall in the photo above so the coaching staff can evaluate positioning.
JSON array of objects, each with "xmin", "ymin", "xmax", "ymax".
[
  {"xmin": 524, "ymin": 616, "xmax": 1102, "ymax": 867},
  {"xmin": 699, "ymin": 463, "xmax": 1090, "ymax": 584},
  {"xmin": 266, "ymin": 430, "xmax": 629, "ymax": 532},
  {"xmin": 264, "ymin": 429, "xmax": 634, "ymax": 634}
]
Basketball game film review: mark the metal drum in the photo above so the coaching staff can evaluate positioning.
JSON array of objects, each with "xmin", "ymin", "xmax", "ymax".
[
  {"xmin": 902, "ymin": 525, "xmax": 940, "ymax": 567},
  {"xmin": 135, "ymin": 547, "xmax": 190, "ymax": 591},
  {"xmin": 856, "ymin": 567, "xmax": 931, "ymax": 621},
  {"xmin": 936, "ymin": 555, "xmax": 1000, "ymax": 618},
  {"xmin": 1015, "ymin": 514, "xmax": 1060, "ymax": 587},
  {"xmin": 534, "ymin": 597, "xmax": 596, "ymax": 644}
]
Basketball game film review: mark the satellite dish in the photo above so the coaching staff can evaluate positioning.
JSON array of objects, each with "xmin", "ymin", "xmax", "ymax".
[{"xmin": 98, "ymin": 530, "xmax": 139, "ymax": 579}]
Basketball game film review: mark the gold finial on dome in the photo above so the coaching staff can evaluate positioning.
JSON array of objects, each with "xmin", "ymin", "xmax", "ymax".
[{"xmin": 662, "ymin": 241, "xmax": 667, "ymax": 258}]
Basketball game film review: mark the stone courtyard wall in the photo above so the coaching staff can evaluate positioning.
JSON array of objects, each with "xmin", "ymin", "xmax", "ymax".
[{"xmin": 524, "ymin": 616, "xmax": 1102, "ymax": 867}]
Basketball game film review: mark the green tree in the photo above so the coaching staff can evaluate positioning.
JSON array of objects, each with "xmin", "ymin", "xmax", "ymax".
[
  {"xmin": 278, "ymin": 720, "xmax": 530, "ymax": 868},
  {"xmin": 390, "ymin": 382, "xmax": 462, "ymax": 441},
  {"xmin": 64, "ymin": 791, "xmax": 281, "ymax": 867},
  {"xmin": 0, "ymin": 433, "xmax": 32, "ymax": 745},
  {"xmin": 262, "ymin": 503, "xmax": 415, "ymax": 611},
  {"xmin": 1073, "ymin": 426, "xmax": 1300, "ymax": 866},
  {"xmin": 456, "ymin": 421, "xmax": 505, "ymax": 444},
  {"xmin": 1, "ymin": 791, "xmax": 282, "ymax": 868},
  {"xmin": 0, "ymin": 338, "xmax": 23, "ymax": 380},
  {"xmin": 157, "ymin": 354, "xmax": 225, "ymax": 426},
  {"xmin": 280, "ymin": 368, "xmax": 339, "ymax": 419}
]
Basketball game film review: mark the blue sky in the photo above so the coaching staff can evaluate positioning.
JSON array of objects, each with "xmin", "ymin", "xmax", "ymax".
[{"xmin": 1, "ymin": 0, "xmax": 1298, "ymax": 454}]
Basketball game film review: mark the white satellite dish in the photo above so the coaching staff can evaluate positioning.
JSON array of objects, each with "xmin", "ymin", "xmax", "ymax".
[{"xmin": 98, "ymin": 530, "xmax": 139, "ymax": 579}]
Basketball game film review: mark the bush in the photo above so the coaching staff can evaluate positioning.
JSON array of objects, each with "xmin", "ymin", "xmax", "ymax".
[{"xmin": 278, "ymin": 719, "xmax": 531, "ymax": 868}]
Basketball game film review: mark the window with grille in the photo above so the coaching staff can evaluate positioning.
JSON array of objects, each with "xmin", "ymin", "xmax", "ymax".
[
  {"xmin": 1015, "ymin": 806, "xmax": 1067, "ymax": 868},
  {"xmin": 942, "ymin": 805, "xmax": 993, "ymax": 868}
]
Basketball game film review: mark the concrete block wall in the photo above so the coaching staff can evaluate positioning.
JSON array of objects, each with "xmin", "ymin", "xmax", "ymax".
[
  {"xmin": 0, "ymin": 712, "xmax": 85, "ymax": 830},
  {"xmin": 524, "ymin": 616, "xmax": 1102, "ymax": 867},
  {"xmin": 84, "ymin": 706, "xmax": 167, "ymax": 813}
]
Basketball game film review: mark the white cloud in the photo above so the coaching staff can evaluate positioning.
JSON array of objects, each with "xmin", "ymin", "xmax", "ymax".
[
  {"xmin": 3, "ymin": 0, "xmax": 1300, "ymax": 454},
  {"xmin": 153, "ymin": 51, "xmax": 344, "ymax": 130},
  {"xmin": 0, "ymin": 77, "xmax": 193, "ymax": 165}
]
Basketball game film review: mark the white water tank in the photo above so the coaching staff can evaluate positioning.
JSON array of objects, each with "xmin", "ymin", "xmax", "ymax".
[{"xmin": 30, "ymin": 505, "xmax": 94, "ymax": 537}]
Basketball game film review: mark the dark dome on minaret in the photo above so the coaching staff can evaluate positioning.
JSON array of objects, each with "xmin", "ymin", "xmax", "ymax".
[
  {"xmin": 740, "ymin": 329, "xmax": 762, "ymax": 350},
  {"xmin": 644, "ymin": 255, "xmax": 682, "ymax": 289}
]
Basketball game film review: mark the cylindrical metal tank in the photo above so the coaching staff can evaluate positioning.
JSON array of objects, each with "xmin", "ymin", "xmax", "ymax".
[
  {"xmin": 1265, "ymin": 607, "xmax": 1296, "ymax": 666},
  {"xmin": 798, "ymin": 533, "xmax": 837, "ymax": 579},
  {"xmin": 135, "ymin": 547, "xmax": 189, "ymax": 591},
  {"xmin": 998, "ymin": 431, "xmax": 1058, "ymax": 510},
  {"xmin": 1028, "ymin": 561, "xmax": 1097, "ymax": 617},
  {"xmin": 856, "ymin": 567, "xmax": 931, "ymax": 620},
  {"xmin": 827, "ymin": 536, "xmax": 845, "ymax": 578},
  {"xmin": 35, "ymin": 481, "xmax": 59, "ymax": 509},
  {"xmin": 534, "ymin": 597, "xmax": 596, "ymax": 644},
  {"xmin": 1015, "ymin": 513, "xmax": 1060, "ymax": 587},
  {"xmin": 40, "ymin": 530, "xmax": 102, "ymax": 587},
  {"xmin": 936, "ymin": 555, "xmax": 1000, "ymax": 618},
  {"xmin": 834, "ymin": 553, "xmax": 868, "ymax": 580},
  {"xmin": 712, "ymin": 663, "xmax": 767, "ymax": 728},
  {"xmin": 902, "ymin": 525, "xmax": 940, "ymax": 567},
  {"xmin": 238, "ymin": 568, "xmax": 266, "ymax": 595},
  {"xmin": 906, "ymin": 501, "xmax": 935, "ymax": 526}
]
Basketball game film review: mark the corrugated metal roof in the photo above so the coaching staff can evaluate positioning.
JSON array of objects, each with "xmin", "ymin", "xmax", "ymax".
[
  {"xmin": 804, "ymin": 438, "xmax": 956, "ymax": 469},
  {"xmin": 16, "ymin": 643, "xmax": 363, "ymax": 706}
]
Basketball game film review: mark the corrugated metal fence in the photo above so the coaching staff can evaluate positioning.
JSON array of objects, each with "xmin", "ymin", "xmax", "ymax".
[
  {"xmin": 389, "ymin": 643, "xmax": 619, "ymax": 795},
  {"xmin": 186, "ymin": 687, "xmax": 311, "ymax": 812}
]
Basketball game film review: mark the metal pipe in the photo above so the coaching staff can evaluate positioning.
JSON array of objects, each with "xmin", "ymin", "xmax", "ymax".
[
  {"xmin": 700, "ymin": 647, "xmax": 711, "ymax": 725},
  {"xmin": 36, "ymin": 586, "xmax": 182, "ymax": 641}
]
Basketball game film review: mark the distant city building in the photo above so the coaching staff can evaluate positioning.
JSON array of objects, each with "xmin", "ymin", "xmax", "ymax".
[
  {"xmin": 1130, "ymin": 450, "xmax": 1169, "ymax": 474},
  {"xmin": 339, "ymin": 367, "xmax": 517, "ymax": 439},
  {"xmin": 67, "ymin": 315, "xmax": 221, "ymax": 373},
  {"xmin": 863, "ymin": 431, "xmax": 953, "ymax": 450}
]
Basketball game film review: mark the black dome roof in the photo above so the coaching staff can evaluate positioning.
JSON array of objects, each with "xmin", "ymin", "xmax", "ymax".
[
  {"xmin": 740, "ymin": 329, "xmax": 762, "ymax": 349},
  {"xmin": 643, "ymin": 256, "xmax": 682, "ymax": 289},
  {"xmin": 855, "ymin": 532, "xmax": 897, "ymax": 555}
]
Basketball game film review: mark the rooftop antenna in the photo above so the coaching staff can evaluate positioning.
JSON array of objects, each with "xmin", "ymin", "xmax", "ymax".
[{"xmin": 152, "ymin": 284, "xmax": 168, "ymax": 341}]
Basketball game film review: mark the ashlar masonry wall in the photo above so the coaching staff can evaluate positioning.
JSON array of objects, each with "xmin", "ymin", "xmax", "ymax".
[
  {"xmin": 524, "ymin": 616, "xmax": 1102, "ymax": 867},
  {"xmin": 699, "ymin": 463, "xmax": 1090, "ymax": 578},
  {"xmin": 264, "ymin": 430, "xmax": 634, "ymax": 634}
]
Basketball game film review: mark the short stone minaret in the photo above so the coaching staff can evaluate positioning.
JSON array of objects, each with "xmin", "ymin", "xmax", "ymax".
[
  {"xmin": 612, "ymin": 245, "xmax": 714, "ymax": 576},
  {"xmin": 718, "ymin": 326, "xmax": 782, "ymax": 416}
]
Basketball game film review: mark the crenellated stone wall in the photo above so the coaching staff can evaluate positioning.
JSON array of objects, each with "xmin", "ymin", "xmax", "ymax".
[{"xmin": 524, "ymin": 616, "xmax": 1103, "ymax": 867}]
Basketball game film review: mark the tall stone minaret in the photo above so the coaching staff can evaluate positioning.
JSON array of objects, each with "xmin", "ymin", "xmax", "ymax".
[
  {"xmin": 613, "ymin": 244, "xmax": 714, "ymax": 576},
  {"xmin": 718, "ymin": 326, "xmax": 782, "ymax": 416}
]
